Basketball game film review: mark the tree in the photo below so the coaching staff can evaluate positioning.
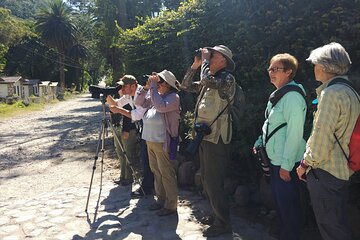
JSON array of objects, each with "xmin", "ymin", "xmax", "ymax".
[
  {"xmin": 35, "ymin": 0, "xmax": 77, "ymax": 99},
  {"xmin": 4, "ymin": 37, "xmax": 58, "ymax": 80},
  {"xmin": 0, "ymin": 7, "xmax": 33, "ymax": 73},
  {"xmin": 0, "ymin": 0, "xmax": 48, "ymax": 19}
]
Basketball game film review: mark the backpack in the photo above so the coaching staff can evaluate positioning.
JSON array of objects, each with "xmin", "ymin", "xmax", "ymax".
[
  {"xmin": 228, "ymin": 83, "xmax": 246, "ymax": 128},
  {"xmin": 328, "ymin": 78, "xmax": 360, "ymax": 171}
]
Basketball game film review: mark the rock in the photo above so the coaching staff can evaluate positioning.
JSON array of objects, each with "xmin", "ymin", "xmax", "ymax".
[
  {"xmin": 194, "ymin": 170, "xmax": 202, "ymax": 190},
  {"xmin": 177, "ymin": 161, "xmax": 196, "ymax": 187}
]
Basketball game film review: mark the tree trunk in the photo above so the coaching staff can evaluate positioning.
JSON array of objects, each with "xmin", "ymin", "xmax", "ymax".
[
  {"xmin": 116, "ymin": 0, "xmax": 127, "ymax": 28},
  {"xmin": 58, "ymin": 53, "xmax": 65, "ymax": 100}
]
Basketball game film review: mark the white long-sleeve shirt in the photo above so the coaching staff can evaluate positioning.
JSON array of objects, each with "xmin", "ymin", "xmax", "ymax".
[{"xmin": 116, "ymin": 85, "xmax": 148, "ymax": 121}]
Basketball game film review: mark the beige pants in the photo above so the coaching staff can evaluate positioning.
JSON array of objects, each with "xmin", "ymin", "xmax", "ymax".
[{"xmin": 146, "ymin": 141, "xmax": 178, "ymax": 210}]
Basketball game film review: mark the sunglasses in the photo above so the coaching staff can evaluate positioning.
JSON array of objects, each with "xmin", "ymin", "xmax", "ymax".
[{"xmin": 158, "ymin": 77, "xmax": 165, "ymax": 84}]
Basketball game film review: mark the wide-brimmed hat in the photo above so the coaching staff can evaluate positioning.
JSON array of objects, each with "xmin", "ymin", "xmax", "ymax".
[
  {"xmin": 206, "ymin": 45, "xmax": 235, "ymax": 72},
  {"xmin": 158, "ymin": 70, "xmax": 180, "ymax": 91},
  {"xmin": 116, "ymin": 75, "xmax": 137, "ymax": 85}
]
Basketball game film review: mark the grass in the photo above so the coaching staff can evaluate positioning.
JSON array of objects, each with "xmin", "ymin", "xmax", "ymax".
[
  {"xmin": 0, "ymin": 91, "xmax": 84, "ymax": 119},
  {"xmin": 0, "ymin": 100, "xmax": 47, "ymax": 118}
]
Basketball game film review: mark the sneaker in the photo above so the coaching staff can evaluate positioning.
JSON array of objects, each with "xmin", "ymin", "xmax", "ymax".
[
  {"xmin": 157, "ymin": 208, "xmax": 177, "ymax": 216},
  {"xmin": 203, "ymin": 225, "xmax": 232, "ymax": 238},
  {"xmin": 148, "ymin": 202, "xmax": 163, "ymax": 211}
]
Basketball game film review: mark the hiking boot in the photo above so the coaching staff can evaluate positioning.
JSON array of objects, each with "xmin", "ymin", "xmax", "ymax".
[
  {"xmin": 203, "ymin": 225, "xmax": 232, "ymax": 238},
  {"xmin": 148, "ymin": 202, "xmax": 163, "ymax": 211},
  {"xmin": 157, "ymin": 208, "xmax": 177, "ymax": 216}
]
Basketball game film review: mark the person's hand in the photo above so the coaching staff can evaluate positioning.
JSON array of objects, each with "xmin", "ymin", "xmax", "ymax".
[
  {"xmin": 109, "ymin": 105, "xmax": 118, "ymax": 113},
  {"xmin": 150, "ymin": 72, "xmax": 160, "ymax": 83},
  {"xmin": 106, "ymin": 95, "xmax": 112, "ymax": 103},
  {"xmin": 191, "ymin": 56, "xmax": 202, "ymax": 69},
  {"xmin": 296, "ymin": 165, "xmax": 307, "ymax": 182},
  {"xmin": 122, "ymin": 131, "xmax": 129, "ymax": 140},
  {"xmin": 201, "ymin": 48, "xmax": 211, "ymax": 60},
  {"xmin": 143, "ymin": 76, "xmax": 151, "ymax": 90},
  {"xmin": 279, "ymin": 168, "xmax": 291, "ymax": 182}
]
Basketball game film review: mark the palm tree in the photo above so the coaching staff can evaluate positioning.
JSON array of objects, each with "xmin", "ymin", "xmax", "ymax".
[
  {"xmin": 35, "ymin": 0, "xmax": 77, "ymax": 99},
  {"xmin": 68, "ymin": 43, "xmax": 87, "ymax": 91}
]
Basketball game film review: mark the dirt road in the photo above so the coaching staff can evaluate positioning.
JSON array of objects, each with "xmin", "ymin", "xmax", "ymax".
[
  {"xmin": 0, "ymin": 95, "xmax": 117, "ymax": 202},
  {"xmin": 0, "ymin": 94, "xmax": 275, "ymax": 239}
]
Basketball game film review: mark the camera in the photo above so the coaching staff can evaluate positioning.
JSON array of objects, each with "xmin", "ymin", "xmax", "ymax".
[
  {"xmin": 194, "ymin": 122, "xmax": 211, "ymax": 135},
  {"xmin": 194, "ymin": 48, "xmax": 202, "ymax": 58},
  {"xmin": 253, "ymin": 145, "xmax": 271, "ymax": 182},
  {"xmin": 138, "ymin": 74, "xmax": 151, "ymax": 86},
  {"xmin": 185, "ymin": 123, "xmax": 211, "ymax": 155},
  {"xmin": 89, "ymin": 85, "xmax": 121, "ymax": 99}
]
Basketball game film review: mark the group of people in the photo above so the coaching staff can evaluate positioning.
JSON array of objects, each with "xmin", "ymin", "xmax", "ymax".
[
  {"xmin": 256, "ymin": 42, "xmax": 359, "ymax": 240},
  {"xmin": 105, "ymin": 42, "xmax": 359, "ymax": 239}
]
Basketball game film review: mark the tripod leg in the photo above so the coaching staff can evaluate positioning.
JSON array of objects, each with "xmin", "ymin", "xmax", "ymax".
[{"xmin": 85, "ymin": 121, "xmax": 105, "ymax": 212}]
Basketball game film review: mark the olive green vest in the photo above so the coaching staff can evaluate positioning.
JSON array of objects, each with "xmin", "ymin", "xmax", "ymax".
[{"xmin": 195, "ymin": 87, "xmax": 232, "ymax": 144}]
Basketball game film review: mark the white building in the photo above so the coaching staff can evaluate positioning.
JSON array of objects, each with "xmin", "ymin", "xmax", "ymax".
[{"xmin": 0, "ymin": 76, "xmax": 24, "ymax": 99}]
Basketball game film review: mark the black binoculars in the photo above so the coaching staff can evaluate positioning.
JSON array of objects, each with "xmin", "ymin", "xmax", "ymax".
[{"xmin": 195, "ymin": 49, "xmax": 202, "ymax": 58}]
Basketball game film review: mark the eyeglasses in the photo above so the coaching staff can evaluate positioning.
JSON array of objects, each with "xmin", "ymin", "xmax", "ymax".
[
  {"xmin": 158, "ymin": 77, "xmax": 165, "ymax": 84},
  {"xmin": 267, "ymin": 67, "xmax": 285, "ymax": 73}
]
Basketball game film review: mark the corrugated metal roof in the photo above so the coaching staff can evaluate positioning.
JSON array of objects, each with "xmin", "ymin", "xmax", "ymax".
[
  {"xmin": 0, "ymin": 76, "xmax": 22, "ymax": 83},
  {"xmin": 23, "ymin": 79, "xmax": 41, "ymax": 85}
]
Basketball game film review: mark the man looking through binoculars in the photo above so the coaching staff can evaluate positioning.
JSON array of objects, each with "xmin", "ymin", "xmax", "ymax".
[
  {"xmin": 106, "ymin": 75, "xmax": 154, "ymax": 196},
  {"xmin": 181, "ymin": 45, "xmax": 236, "ymax": 237}
]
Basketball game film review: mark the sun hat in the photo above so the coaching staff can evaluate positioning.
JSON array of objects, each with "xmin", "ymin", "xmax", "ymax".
[
  {"xmin": 205, "ymin": 45, "xmax": 235, "ymax": 72},
  {"xmin": 157, "ymin": 70, "xmax": 180, "ymax": 91},
  {"xmin": 116, "ymin": 75, "xmax": 137, "ymax": 85}
]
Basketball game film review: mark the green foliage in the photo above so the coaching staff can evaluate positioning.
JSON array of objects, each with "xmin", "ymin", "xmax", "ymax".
[
  {"xmin": 0, "ymin": 0, "xmax": 48, "ymax": 19},
  {"xmin": 0, "ymin": 7, "xmax": 34, "ymax": 73},
  {"xmin": 114, "ymin": 0, "xmax": 360, "ymax": 181},
  {"xmin": 35, "ymin": 0, "xmax": 78, "ymax": 97},
  {"xmin": 4, "ymin": 37, "xmax": 57, "ymax": 79}
]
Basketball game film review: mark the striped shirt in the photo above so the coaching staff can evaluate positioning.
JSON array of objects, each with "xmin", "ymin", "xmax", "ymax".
[{"xmin": 304, "ymin": 76, "xmax": 360, "ymax": 180}]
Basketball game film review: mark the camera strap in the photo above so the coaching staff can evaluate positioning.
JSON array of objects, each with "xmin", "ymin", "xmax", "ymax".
[{"xmin": 265, "ymin": 122, "xmax": 287, "ymax": 144}]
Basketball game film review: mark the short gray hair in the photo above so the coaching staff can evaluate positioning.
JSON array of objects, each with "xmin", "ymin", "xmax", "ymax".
[{"xmin": 306, "ymin": 42, "xmax": 352, "ymax": 75}]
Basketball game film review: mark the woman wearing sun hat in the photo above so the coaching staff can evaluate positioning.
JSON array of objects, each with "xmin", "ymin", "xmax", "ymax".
[{"xmin": 135, "ymin": 69, "xmax": 180, "ymax": 216}]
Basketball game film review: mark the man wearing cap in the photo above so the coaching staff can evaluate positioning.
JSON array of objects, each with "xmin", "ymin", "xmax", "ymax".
[
  {"xmin": 106, "ymin": 75, "xmax": 154, "ymax": 196},
  {"xmin": 181, "ymin": 45, "xmax": 236, "ymax": 237}
]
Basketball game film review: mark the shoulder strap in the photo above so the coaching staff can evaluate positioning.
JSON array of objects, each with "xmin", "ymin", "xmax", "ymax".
[
  {"xmin": 269, "ymin": 85, "xmax": 306, "ymax": 108},
  {"xmin": 265, "ymin": 84, "xmax": 306, "ymax": 144},
  {"xmin": 327, "ymin": 78, "xmax": 360, "ymax": 102},
  {"xmin": 329, "ymin": 78, "xmax": 360, "ymax": 163}
]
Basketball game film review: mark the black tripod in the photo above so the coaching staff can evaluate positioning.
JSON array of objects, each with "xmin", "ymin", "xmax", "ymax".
[{"xmin": 85, "ymin": 95, "xmax": 145, "ymax": 213}]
